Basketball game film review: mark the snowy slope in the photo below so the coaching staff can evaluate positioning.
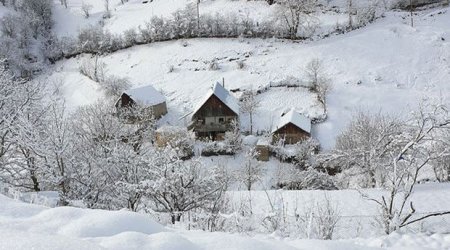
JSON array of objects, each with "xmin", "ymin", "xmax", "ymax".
[
  {"xmin": 2, "ymin": 186, "xmax": 450, "ymax": 250},
  {"xmin": 44, "ymin": 6, "xmax": 450, "ymax": 148},
  {"xmin": 51, "ymin": 0, "xmax": 349, "ymax": 36}
]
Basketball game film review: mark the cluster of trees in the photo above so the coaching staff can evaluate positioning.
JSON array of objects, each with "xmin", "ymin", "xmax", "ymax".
[
  {"xmin": 0, "ymin": 0, "xmax": 397, "ymax": 76},
  {"xmin": 46, "ymin": 0, "xmax": 362, "ymax": 61},
  {"xmin": 0, "ymin": 61, "xmax": 227, "ymax": 224},
  {"xmin": 327, "ymin": 104, "xmax": 449, "ymax": 189},
  {"xmin": 0, "ymin": 0, "xmax": 53, "ymax": 77}
]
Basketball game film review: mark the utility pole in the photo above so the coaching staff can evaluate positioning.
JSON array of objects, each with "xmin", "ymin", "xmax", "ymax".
[
  {"xmin": 410, "ymin": 0, "xmax": 414, "ymax": 27},
  {"xmin": 197, "ymin": 0, "xmax": 200, "ymax": 31},
  {"xmin": 348, "ymin": 0, "xmax": 353, "ymax": 30}
]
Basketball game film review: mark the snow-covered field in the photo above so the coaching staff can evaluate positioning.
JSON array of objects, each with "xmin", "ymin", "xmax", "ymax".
[
  {"xmin": 2, "ymin": 184, "xmax": 450, "ymax": 250},
  {"xmin": 44, "ymin": 4, "xmax": 450, "ymax": 148}
]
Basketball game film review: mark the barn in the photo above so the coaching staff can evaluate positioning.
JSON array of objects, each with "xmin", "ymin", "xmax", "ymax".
[
  {"xmin": 115, "ymin": 85, "xmax": 167, "ymax": 119},
  {"xmin": 272, "ymin": 109, "xmax": 311, "ymax": 145},
  {"xmin": 189, "ymin": 82, "xmax": 239, "ymax": 141}
]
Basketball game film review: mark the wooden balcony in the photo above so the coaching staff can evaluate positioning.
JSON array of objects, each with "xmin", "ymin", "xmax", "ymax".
[{"xmin": 189, "ymin": 120, "xmax": 231, "ymax": 133}]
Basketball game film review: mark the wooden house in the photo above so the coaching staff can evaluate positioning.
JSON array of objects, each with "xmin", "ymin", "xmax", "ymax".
[
  {"xmin": 189, "ymin": 82, "xmax": 239, "ymax": 140},
  {"xmin": 115, "ymin": 85, "xmax": 167, "ymax": 119},
  {"xmin": 272, "ymin": 109, "xmax": 311, "ymax": 145}
]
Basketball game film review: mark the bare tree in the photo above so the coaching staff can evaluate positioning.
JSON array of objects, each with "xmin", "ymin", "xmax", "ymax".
[
  {"xmin": 431, "ymin": 129, "xmax": 450, "ymax": 182},
  {"xmin": 59, "ymin": 0, "xmax": 68, "ymax": 8},
  {"xmin": 240, "ymin": 90, "xmax": 260, "ymax": 135},
  {"xmin": 347, "ymin": 0, "xmax": 353, "ymax": 30},
  {"xmin": 79, "ymin": 55, "xmax": 107, "ymax": 83},
  {"xmin": 104, "ymin": 0, "xmax": 111, "ymax": 18},
  {"xmin": 81, "ymin": 2, "xmax": 93, "ymax": 19},
  {"xmin": 275, "ymin": 0, "xmax": 318, "ymax": 39},
  {"xmin": 305, "ymin": 58, "xmax": 331, "ymax": 110},
  {"xmin": 237, "ymin": 147, "xmax": 265, "ymax": 191}
]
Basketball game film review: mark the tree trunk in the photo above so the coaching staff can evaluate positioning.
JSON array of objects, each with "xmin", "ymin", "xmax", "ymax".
[
  {"xmin": 30, "ymin": 171, "xmax": 41, "ymax": 192},
  {"xmin": 249, "ymin": 112, "xmax": 253, "ymax": 135},
  {"xmin": 171, "ymin": 213, "xmax": 182, "ymax": 224}
]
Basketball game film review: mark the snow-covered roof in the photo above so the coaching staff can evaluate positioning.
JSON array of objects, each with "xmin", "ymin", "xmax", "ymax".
[
  {"xmin": 192, "ymin": 82, "xmax": 239, "ymax": 116},
  {"xmin": 124, "ymin": 85, "xmax": 166, "ymax": 106},
  {"xmin": 272, "ymin": 109, "xmax": 311, "ymax": 134}
]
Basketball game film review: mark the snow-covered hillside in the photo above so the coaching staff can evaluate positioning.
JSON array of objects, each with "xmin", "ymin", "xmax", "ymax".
[
  {"xmin": 44, "ymin": 4, "xmax": 450, "ymax": 148},
  {"xmin": 2, "ymin": 185, "xmax": 450, "ymax": 250},
  {"xmin": 52, "ymin": 0, "xmax": 350, "ymax": 36}
]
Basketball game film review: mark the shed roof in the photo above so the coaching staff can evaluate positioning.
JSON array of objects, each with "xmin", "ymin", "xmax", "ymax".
[
  {"xmin": 272, "ymin": 109, "xmax": 311, "ymax": 134},
  {"xmin": 192, "ymin": 82, "xmax": 239, "ymax": 116},
  {"xmin": 124, "ymin": 85, "xmax": 166, "ymax": 106}
]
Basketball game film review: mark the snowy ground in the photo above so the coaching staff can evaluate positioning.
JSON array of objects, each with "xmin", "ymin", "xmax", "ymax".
[
  {"xmin": 43, "ymin": 4, "xmax": 450, "ymax": 149},
  {"xmin": 2, "ymin": 184, "xmax": 450, "ymax": 250}
]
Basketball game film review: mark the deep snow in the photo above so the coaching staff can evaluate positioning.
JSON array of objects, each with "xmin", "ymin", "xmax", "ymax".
[{"xmin": 2, "ymin": 185, "xmax": 450, "ymax": 250}]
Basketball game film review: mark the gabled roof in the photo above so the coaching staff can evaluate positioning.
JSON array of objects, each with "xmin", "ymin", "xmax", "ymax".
[
  {"xmin": 272, "ymin": 109, "xmax": 311, "ymax": 134},
  {"xmin": 192, "ymin": 82, "xmax": 239, "ymax": 116},
  {"xmin": 124, "ymin": 85, "xmax": 166, "ymax": 106}
]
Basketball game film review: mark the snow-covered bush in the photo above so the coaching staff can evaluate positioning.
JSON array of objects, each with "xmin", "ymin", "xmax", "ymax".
[
  {"xmin": 79, "ymin": 56, "xmax": 107, "ymax": 82},
  {"xmin": 236, "ymin": 60, "xmax": 245, "ymax": 69},
  {"xmin": 201, "ymin": 141, "xmax": 236, "ymax": 156},
  {"xmin": 122, "ymin": 28, "xmax": 138, "ymax": 47},
  {"xmin": 156, "ymin": 126, "xmax": 195, "ymax": 160},
  {"xmin": 270, "ymin": 138, "xmax": 319, "ymax": 164},
  {"xmin": 208, "ymin": 60, "xmax": 220, "ymax": 70},
  {"xmin": 299, "ymin": 195, "xmax": 340, "ymax": 239},
  {"xmin": 100, "ymin": 75, "xmax": 131, "ymax": 97},
  {"xmin": 77, "ymin": 25, "xmax": 124, "ymax": 54},
  {"xmin": 275, "ymin": 166, "xmax": 337, "ymax": 190}
]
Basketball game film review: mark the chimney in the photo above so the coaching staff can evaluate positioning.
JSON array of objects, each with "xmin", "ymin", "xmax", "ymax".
[{"xmin": 222, "ymin": 77, "xmax": 225, "ymax": 88}]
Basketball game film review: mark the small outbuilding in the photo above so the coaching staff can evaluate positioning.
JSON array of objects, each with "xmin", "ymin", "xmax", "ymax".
[
  {"xmin": 272, "ymin": 109, "xmax": 311, "ymax": 145},
  {"xmin": 256, "ymin": 138, "xmax": 270, "ymax": 162},
  {"xmin": 189, "ymin": 82, "xmax": 239, "ymax": 141},
  {"xmin": 115, "ymin": 85, "xmax": 167, "ymax": 119}
]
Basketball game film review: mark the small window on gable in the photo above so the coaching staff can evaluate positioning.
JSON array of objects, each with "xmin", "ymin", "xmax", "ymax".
[{"xmin": 219, "ymin": 118, "xmax": 224, "ymax": 123}]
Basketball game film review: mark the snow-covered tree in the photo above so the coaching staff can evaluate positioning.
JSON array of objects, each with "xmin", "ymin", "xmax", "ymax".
[
  {"xmin": 143, "ymin": 148, "xmax": 227, "ymax": 224},
  {"xmin": 68, "ymin": 99, "xmax": 155, "ymax": 210},
  {"xmin": 240, "ymin": 90, "xmax": 260, "ymax": 135},
  {"xmin": 0, "ymin": 61, "xmax": 43, "ymax": 189},
  {"xmin": 223, "ymin": 119, "xmax": 242, "ymax": 153},
  {"xmin": 431, "ymin": 129, "xmax": 450, "ymax": 182},
  {"xmin": 81, "ymin": 2, "xmax": 93, "ymax": 19},
  {"xmin": 362, "ymin": 102, "xmax": 450, "ymax": 234},
  {"xmin": 305, "ymin": 58, "xmax": 331, "ymax": 111},
  {"xmin": 332, "ymin": 111, "xmax": 402, "ymax": 188},
  {"xmin": 237, "ymin": 147, "xmax": 264, "ymax": 191},
  {"xmin": 275, "ymin": 0, "xmax": 318, "ymax": 39}
]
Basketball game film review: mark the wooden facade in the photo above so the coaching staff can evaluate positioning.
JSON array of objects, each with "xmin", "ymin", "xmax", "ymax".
[
  {"xmin": 272, "ymin": 123, "xmax": 310, "ymax": 145},
  {"xmin": 190, "ymin": 95, "xmax": 238, "ymax": 141}
]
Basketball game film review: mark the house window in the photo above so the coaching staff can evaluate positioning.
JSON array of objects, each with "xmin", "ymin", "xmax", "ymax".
[{"xmin": 219, "ymin": 118, "xmax": 224, "ymax": 123}]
